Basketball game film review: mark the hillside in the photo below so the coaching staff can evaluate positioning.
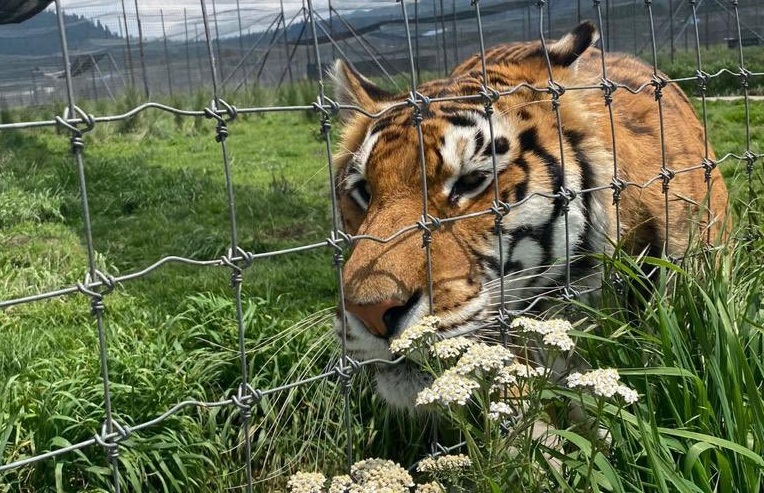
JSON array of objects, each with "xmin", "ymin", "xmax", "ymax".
[{"xmin": 0, "ymin": 9, "xmax": 116, "ymax": 56}]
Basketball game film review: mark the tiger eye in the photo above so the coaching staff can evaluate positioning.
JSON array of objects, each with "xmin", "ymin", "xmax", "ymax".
[{"xmin": 451, "ymin": 170, "xmax": 491, "ymax": 202}]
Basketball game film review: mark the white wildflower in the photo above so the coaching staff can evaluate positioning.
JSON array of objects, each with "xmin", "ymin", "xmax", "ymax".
[
  {"xmin": 567, "ymin": 368, "xmax": 639, "ymax": 403},
  {"xmin": 488, "ymin": 401, "xmax": 515, "ymax": 421},
  {"xmin": 510, "ymin": 317, "xmax": 575, "ymax": 351},
  {"xmin": 506, "ymin": 361, "xmax": 545, "ymax": 378},
  {"xmin": 416, "ymin": 481, "xmax": 445, "ymax": 492},
  {"xmin": 431, "ymin": 336, "xmax": 474, "ymax": 359},
  {"xmin": 287, "ymin": 471, "xmax": 326, "ymax": 493},
  {"xmin": 492, "ymin": 366, "xmax": 518, "ymax": 387},
  {"xmin": 350, "ymin": 459, "xmax": 414, "ymax": 492},
  {"xmin": 328, "ymin": 475, "xmax": 352, "ymax": 493},
  {"xmin": 416, "ymin": 368, "xmax": 480, "ymax": 407},
  {"xmin": 491, "ymin": 361, "xmax": 545, "ymax": 392},
  {"xmin": 452, "ymin": 342, "xmax": 514, "ymax": 376},
  {"xmin": 417, "ymin": 454, "xmax": 472, "ymax": 473},
  {"xmin": 389, "ymin": 316, "xmax": 440, "ymax": 355},
  {"xmin": 617, "ymin": 386, "xmax": 639, "ymax": 404}
]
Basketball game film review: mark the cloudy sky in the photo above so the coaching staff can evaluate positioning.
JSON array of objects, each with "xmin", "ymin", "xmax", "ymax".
[{"xmin": 57, "ymin": 0, "xmax": 392, "ymax": 39}]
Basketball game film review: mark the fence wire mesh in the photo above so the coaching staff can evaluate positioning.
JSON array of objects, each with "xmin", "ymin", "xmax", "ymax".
[{"xmin": 0, "ymin": 0, "xmax": 762, "ymax": 492}]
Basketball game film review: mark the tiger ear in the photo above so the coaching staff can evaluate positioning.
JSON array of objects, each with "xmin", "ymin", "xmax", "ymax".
[
  {"xmin": 546, "ymin": 20, "xmax": 599, "ymax": 67},
  {"xmin": 330, "ymin": 59, "xmax": 392, "ymax": 116}
]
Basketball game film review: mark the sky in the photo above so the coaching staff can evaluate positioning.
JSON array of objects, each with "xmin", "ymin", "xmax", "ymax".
[{"xmin": 56, "ymin": 0, "xmax": 392, "ymax": 40}]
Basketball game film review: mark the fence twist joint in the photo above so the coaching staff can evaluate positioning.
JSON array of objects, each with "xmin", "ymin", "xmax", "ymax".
[
  {"xmin": 334, "ymin": 356, "xmax": 361, "ymax": 390},
  {"xmin": 743, "ymin": 150, "xmax": 757, "ymax": 176},
  {"xmin": 702, "ymin": 157, "xmax": 717, "ymax": 183},
  {"xmin": 600, "ymin": 78, "xmax": 617, "ymax": 105},
  {"xmin": 557, "ymin": 187, "xmax": 577, "ymax": 214},
  {"xmin": 313, "ymin": 96, "xmax": 341, "ymax": 119},
  {"xmin": 407, "ymin": 91, "xmax": 431, "ymax": 125},
  {"xmin": 610, "ymin": 177, "xmax": 627, "ymax": 205},
  {"xmin": 480, "ymin": 86, "xmax": 501, "ymax": 112},
  {"xmin": 77, "ymin": 270, "xmax": 115, "ymax": 315},
  {"xmin": 738, "ymin": 67, "xmax": 750, "ymax": 89},
  {"xmin": 232, "ymin": 383, "xmax": 262, "ymax": 421},
  {"xmin": 695, "ymin": 70, "xmax": 709, "ymax": 94},
  {"xmin": 418, "ymin": 215, "xmax": 441, "ymax": 248},
  {"xmin": 650, "ymin": 74, "xmax": 667, "ymax": 101},
  {"xmin": 327, "ymin": 231, "xmax": 350, "ymax": 267},
  {"xmin": 94, "ymin": 420, "xmax": 131, "ymax": 461},
  {"xmin": 660, "ymin": 167, "xmax": 675, "ymax": 193}
]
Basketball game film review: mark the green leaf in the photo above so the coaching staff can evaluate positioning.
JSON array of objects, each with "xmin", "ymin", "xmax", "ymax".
[{"xmin": 657, "ymin": 427, "xmax": 764, "ymax": 467}]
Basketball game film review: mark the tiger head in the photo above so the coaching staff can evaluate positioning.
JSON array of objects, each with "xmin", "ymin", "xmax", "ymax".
[
  {"xmin": 330, "ymin": 22, "xmax": 607, "ymax": 408},
  {"xmin": 329, "ymin": 21, "xmax": 725, "ymax": 408}
]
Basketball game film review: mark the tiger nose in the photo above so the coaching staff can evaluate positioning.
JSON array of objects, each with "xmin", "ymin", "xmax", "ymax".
[{"xmin": 344, "ymin": 298, "xmax": 407, "ymax": 339}]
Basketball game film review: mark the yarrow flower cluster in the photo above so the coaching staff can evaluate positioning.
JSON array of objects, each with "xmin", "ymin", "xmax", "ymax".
[
  {"xmin": 416, "ymin": 368, "xmax": 481, "ymax": 406},
  {"xmin": 416, "ymin": 454, "xmax": 472, "ymax": 473},
  {"xmin": 487, "ymin": 401, "xmax": 514, "ymax": 421},
  {"xmin": 415, "ymin": 482, "xmax": 445, "ymax": 492},
  {"xmin": 349, "ymin": 459, "xmax": 414, "ymax": 492},
  {"xmin": 452, "ymin": 342, "xmax": 515, "ymax": 376},
  {"xmin": 430, "ymin": 336, "xmax": 474, "ymax": 359},
  {"xmin": 389, "ymin": 316, "xmax": 440, "ymax": 355},
  {"xmin": 417, "ymin": 339, "xmax": 547, "ymax": 408},
  {"xmin": 287, "ymin": 472, "xmax": 326, "ymax": 493},
  {"xmin": 327, "ymin": 475, "xmax": 352, "ymax": 493},
  {"xmin": 510, "ymin": 317, "xmax": 576, "ymax": 351},
  {"xmin": 567, "ymin": 368, "xmax": 639, "ymax": 404},
  {"xmin": 290, "ymin": 459, "xmax": 420, "ymax": 493}
]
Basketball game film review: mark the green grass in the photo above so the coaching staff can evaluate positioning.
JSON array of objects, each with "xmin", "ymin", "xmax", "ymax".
[
  {"xmin": 0, "ymin": 89, "xmax": 763, "ymax": 492},
  {"xmin": 657, "ymin": 45, "xmax": 764, "ymax": 96}
]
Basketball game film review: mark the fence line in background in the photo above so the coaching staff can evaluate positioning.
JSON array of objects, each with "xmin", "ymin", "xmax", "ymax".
[
  {"xmin": 0, "ymin": 1, "xmax": 763, "ymax": 107},
  {"xmin": 0, "ymin": 1, "xmax": 762, "ymax": 491}
]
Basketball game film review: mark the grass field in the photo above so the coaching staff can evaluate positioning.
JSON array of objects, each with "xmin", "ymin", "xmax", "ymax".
[{"xmin": 0, "ymin": 88, "xmax": 763, "ymax": 492}]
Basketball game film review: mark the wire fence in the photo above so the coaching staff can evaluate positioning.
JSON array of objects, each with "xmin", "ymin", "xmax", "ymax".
[
  {"xmin": 0, "ymin": 0, "xmax": 763, "ymax": 106},
  {"xmin": 0, "ymin": 0, "xmax": 762, "ymax": 492}
]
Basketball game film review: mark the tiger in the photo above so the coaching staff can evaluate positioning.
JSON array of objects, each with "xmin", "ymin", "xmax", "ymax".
[{"xmin": 330, "ymin": 21, "xmax": 728, "ymax": 408}]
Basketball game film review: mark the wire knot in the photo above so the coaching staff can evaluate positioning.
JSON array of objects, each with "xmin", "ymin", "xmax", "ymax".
[
  {"xmin": 659, "ymin": 167, "xmax": 675, "ymax": 193},
  {"xmin": 490, "ymin": 200, "xmax": 511, "ymax": 217},
  {"xmin": 743, "ymin": 150, "xmax": 757, "ymax": 175},
  {"xmin": 610, "ymin": 177, "xmax": 627, "ymax": 204},
  {"xmin": 215, "ymin": 124, "xmax": 229, "ymax": 143},
  {"xmin": 333, "ymin": 356, "xmax": 361, "ymax": 386},
  {"xmin": 206, "ymin": 98, "xmax": 237, "ymax": 122},
  {"xmin": 417, "ymin": 215, "xmax": 441, "ymax": 240},
  {"xmin": 326, "ymin": 231, "xmax": 350, "ymax": 266},
  {"xmin": 70, "ymin": 135, "xmax": 85, "ymax": 154},
  {"xmin": 695, "ymin": 70, "xmax": 709, "ymax": 94},
  {"xmin": 701, "ymin": 157, "xmax": 717, "ymax": 182},
  {"xmin": 204, "ymin": 98, "xmax": 236, "ymax": 126},
  {"xmin": 407, "ymin": 91, "xmax": 430, "ymax": 125},
  {"xmin": 77, "ymin": 270, "xmax": 115, "ymax": 315},
  {"xmin": 55, "ymin": 105, "xmax": 96, "ymax": 136},
  {"xmin": 557, "ymin": 187, "xmax": 577, "ymax": 213},
  {"xmin": 600, "ymin": 78, "xmax": 617, "ymax": 104},
  {"xmin": 221, "ymin": 248, "xmax": 253, "ymax": 286},
  {"xmin": 650, "ymin": 74, "xmax": 667, "ymax": 101},
  {"xmin": 95, "ymin": 419, "xmax": 130, "ymax": 460},
  {"xmin": 561, "ymin": 285, "xmax": 580, "ymax": 303},
  {"xmin": 232, "ymin": 383, "xmax": 262, "ymax": 421},
  {"xmin": 326, "ymin": 230, "xmax": 350, "ymax": 254},
  {"xmin": 547, "ymin": 80, "xmax": 565, "ymax": 99},
  {"xmin": 610, "ymin": 271, "xmax": 626, "ymax": 296},
  {"xmin": 739, "ymin": 67, "xmax": 750, "ymax": 88},
  {"xmin": 480, "ymin": 86, "xmax": 500, "ymax": 110},
  {"xmin": 313, "ymin": 96, "xmax": 341, "ymax": 118}
]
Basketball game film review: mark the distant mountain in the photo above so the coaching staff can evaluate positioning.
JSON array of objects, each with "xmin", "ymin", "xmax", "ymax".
[{"xmin": 0, "ymin": 10, "xmax": 116, "ymax": 56}]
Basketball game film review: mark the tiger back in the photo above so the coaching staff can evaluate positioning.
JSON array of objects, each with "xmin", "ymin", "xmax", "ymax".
[{"xmin": 330, "ymin": 21, "xmax": 728, "ymax": 407}]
